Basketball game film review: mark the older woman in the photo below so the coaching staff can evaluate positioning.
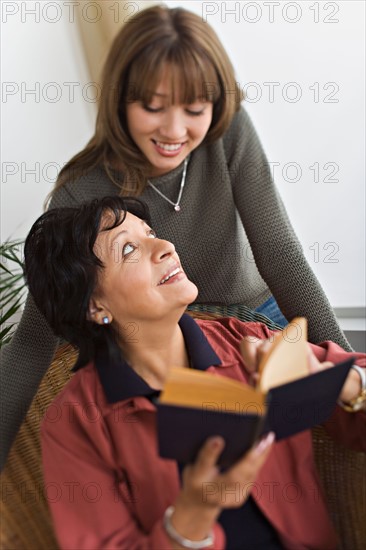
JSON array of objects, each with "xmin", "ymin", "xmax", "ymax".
[{"xmin": 23, "ymin": 196, "xmax": 365, "ymax": 550}]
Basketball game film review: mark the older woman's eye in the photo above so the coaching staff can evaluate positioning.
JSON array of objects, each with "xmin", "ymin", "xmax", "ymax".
[
  {"xmin": 148, "ymin": 229, "xmax": 157, "ymax": 238},
  {"xmin": 122, "ymin": 243, "xmax": 136, "ymax": 257}
]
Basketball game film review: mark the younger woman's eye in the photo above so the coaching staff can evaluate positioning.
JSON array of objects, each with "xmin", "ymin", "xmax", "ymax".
[
  {"xmin": 142, "ymin": 104, "xmax": 163, "ymax": 113},
  {"xmin": 148, "ymin": 229, "xmax": 157, "ymax": 238},
  {"xmin": 122, "ymin": 242, "xmax": 137, "ymax": 258},
  {"xmin": 185, "ymin": 108, "xmax": 205, "ymax": 116}
]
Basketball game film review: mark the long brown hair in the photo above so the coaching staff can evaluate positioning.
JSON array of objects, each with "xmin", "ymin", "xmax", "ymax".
[{"xmin": 50, "ymin": 5, "xmax": 243, "ymax": 201}]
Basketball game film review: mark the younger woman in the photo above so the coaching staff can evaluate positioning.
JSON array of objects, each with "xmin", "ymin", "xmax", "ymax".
[{"xmin": 1, "ymin": 4, "xmax": 352, "ymax": 471}]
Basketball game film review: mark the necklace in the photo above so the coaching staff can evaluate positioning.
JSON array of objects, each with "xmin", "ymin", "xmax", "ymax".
[{"xmin": 148, "ymin": 155, "xmax": 190, "ymax": 212}]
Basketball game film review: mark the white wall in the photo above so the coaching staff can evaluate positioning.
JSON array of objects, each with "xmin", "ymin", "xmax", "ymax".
[
  {"xmin": 1, "ymin": 0, "xmax": 365, "ymax": 310},
  {"xmin": 1, "ymin": 1, "xmax": 96, "ymax": 239}
]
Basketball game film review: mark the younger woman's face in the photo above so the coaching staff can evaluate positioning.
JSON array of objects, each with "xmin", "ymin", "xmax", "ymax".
[
  {"xmin": 91, "ymin": 212, "xmax": 198, "ymax": 328},
  {"xmin": 126, "ymin": 74, "xmax": 213, "ymax": 177}
]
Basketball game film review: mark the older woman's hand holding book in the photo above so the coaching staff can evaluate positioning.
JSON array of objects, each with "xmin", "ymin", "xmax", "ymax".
[{"xmin": 169, "ymin": 431, "xmax": 274, "ymax": 548}]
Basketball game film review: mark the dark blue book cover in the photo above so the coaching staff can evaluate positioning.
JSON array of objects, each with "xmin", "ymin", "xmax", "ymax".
[{"xmin": 157, "ymin": 358, "xmax": 354, "ymax": 468}]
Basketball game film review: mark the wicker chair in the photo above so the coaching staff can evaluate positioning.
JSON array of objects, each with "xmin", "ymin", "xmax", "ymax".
[
  {"xmin": 1, "ymin": 309, "xmax": 365, "ymax": 549},
  {"xmin": 0, "ymin": 344, "xmax": 76, "ymax": 550}
]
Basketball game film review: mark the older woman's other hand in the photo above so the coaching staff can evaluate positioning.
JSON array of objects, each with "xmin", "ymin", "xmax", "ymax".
[
  {"xmin": 240, "ymin": 334, "xmax": 363, "ymax": 408},
  {"xmin": 306, "ymin": 347, "xmax": 363, "ymax": 406},
  {"xmin": 239, "ymin": 335, "xmax": 273, "ymax": 386}
]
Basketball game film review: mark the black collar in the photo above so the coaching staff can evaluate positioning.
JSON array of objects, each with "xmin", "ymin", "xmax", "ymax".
[{"xmin": 95, "ymin": 313, "xmax": 222, "ymax": 403}]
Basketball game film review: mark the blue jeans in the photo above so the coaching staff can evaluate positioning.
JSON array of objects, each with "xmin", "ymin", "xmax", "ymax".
[{"xmin": 255, "ymin": 296, "xmax": 288, "ymax": 328}]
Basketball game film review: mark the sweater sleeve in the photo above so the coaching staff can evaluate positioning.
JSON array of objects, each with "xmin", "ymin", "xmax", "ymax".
[
  {"xmin": 224, "ymin": 107, "xmax": 352, "ymax": 351},
  {"xmin": 0, "ymin": 182, "xmax": 79, "ymax": 471}
]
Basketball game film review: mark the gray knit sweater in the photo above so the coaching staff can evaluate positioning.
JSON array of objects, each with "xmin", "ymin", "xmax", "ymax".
[{"xmin": 0, "ymin": 106, "xmax": 351, "ymax": 469}]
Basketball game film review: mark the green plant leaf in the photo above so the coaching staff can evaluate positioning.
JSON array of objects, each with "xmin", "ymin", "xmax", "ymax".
[
  {"xmin": 0, "ymin": 295, "xmax": 24, "ymax": 325},
  {"xmin": 0, "ymin": 324, "xmax": 15, "ymax": 340},
  {"xmin": 0, "ymin": 239, "xmax": 26, "ymax": 347},
  {"xmin": 0, "ymin": 274, "xmax": 25, "ymax": 291},
  {"xmin": 1, "ymin": 289, "xmax": 25, "ymax": 307}
]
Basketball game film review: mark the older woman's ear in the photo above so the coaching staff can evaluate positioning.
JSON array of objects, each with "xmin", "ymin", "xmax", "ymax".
[{"xmin": 87, "ymin": 297, "xmax": 112, "ymax": 326}]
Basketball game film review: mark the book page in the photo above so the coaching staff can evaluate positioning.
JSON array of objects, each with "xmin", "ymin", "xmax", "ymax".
[
  {"xmin": 160, "ymin": 367, "xmax": 265, "ymax": 414},
  {"xmin": 258, "ymin": 318, "xmax": 310, "ymax": 393}
]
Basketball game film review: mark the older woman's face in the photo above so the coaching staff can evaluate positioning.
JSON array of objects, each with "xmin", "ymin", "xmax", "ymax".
[
  {"xmin": 126, "ymin": 72, "xmax": 213, "ymax": 177},
  {"xmin": 91, "ymin": 212, "xmax": 198, "ymax": 327}
]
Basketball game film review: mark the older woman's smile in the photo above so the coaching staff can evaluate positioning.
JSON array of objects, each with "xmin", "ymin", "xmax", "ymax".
[{"xmin": 158, "ymin": 265, "xmax": 184, "ymax": 285}]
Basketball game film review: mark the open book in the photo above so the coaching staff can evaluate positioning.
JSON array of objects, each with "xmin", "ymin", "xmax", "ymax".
[{"xmin": 156, "ymin": 318, "xmax": 354, "ymax": 468}]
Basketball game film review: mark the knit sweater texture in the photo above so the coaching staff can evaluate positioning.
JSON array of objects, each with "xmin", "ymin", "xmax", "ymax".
[{"xmin": 0, "ymin": 106, "xmax": 351, "ymax": 469}]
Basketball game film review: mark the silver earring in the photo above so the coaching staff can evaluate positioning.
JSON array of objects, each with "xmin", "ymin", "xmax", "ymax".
[{"xmin": 102, "ymin": 316, "xmax": 109, "ymax": 325}]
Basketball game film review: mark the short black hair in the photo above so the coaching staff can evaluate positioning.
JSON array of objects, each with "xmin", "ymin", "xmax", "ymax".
[{"xmin": 24, "ymin": 196, "xmax": 151, "ymax": 370}]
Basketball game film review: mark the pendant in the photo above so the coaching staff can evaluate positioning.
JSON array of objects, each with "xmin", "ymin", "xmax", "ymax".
[{"xmin": 174, "ymin": 205, "xmax": 181, "ymax": 212}]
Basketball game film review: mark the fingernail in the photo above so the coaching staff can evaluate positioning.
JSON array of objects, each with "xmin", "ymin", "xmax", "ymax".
[
  {"xmin": 254, "ymin": 432, "xmax": 275, "ymax": 455},
  {"xmin": 210, "ymin": 436, "xmax": 224, "ymax": 449}
]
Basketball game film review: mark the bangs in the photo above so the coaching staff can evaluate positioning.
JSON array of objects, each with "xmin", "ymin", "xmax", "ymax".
[
  {"xmin": 125, "ymin": 44, "xmax": 221, "ymax": 105},
  {"xmin": 98, "ymin": 197, "xmax": 151, "ymax": 234}
]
